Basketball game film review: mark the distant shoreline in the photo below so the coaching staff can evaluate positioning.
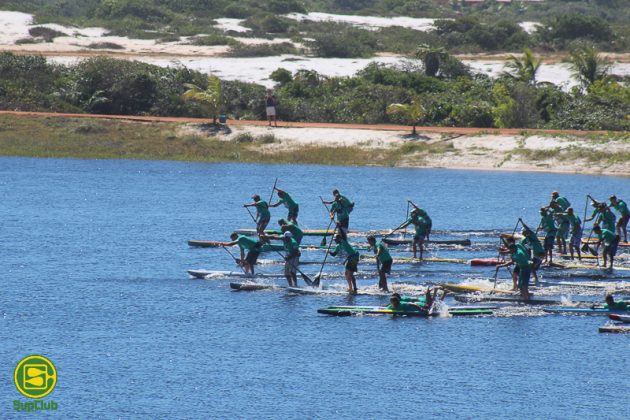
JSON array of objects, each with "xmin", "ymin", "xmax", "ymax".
[{"xmin": 1, "ymin": 112, "xmax": 628, "ymax": 176}]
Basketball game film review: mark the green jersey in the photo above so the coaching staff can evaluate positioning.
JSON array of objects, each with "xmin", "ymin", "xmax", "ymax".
[
  {"xmin": 521, "ymin": 233, "xmax": 544, "ymax": 256},
  {"xmin": 281, "ymin": 222, "xmax": 303, "ymax": 244},
  {"xmin": 408, "ymin": 215, "xmax": 429, "ymax": 237},
  {"xmin": 278, "ymin": 193, "xmax": 298, "ymax": 211},
  {"xmin": 554, "ymin": 196, "xmax": 571, "ymax": 211},
  {"xmin": 612, "ymin": 199, "xmax": 629, "ymax": 217},
  {"xmin": 566, "ymin": 214, "xmax": 581, "ymax": 228},
  {"xmin": 375, "ymin": 241, "xmax": 393, "ymax": 263},
  {"xmin": 604, "ymin": 301, "xmax": 628, "ymax": 310},
  {"xmin": 599, "ymin": 210, "xmax": 616, "ymax": 231},
  {"xmin": 331, "ymin": 201, "xmax": 349, "ymax": 222},
  {"xmin": 338, "ymin": 194, "xmax": 353, "ymax": 211},
  {"xmin": 255, "ymin": 200, "xmax": 270, "ymax": 220},
  {"xmin": 400, "ymin": 296, "xmax": 426, "ymax": 303},
  {"xmin": 598, "ymin": 229, "xmax": 617, "ymax": 246},
  {"xmin": 511, "ymin": 247, "xmax": 530, "ymax": 270},
  {"xmin": 414, "ymin": 208, "xmax": 431, "ymax": 221},
  {"xmin": 387, "ymin": 302, "xmax": 423, "ymax": 312},
  {"xmin": 284, "ymin": 237, "xmax": 300, "ymax": 256},
  {"xmin": 333, "ymin": 240, "xmax": 358, "ymax": 258},
  {"xmin": 236, "ymin": 235, "xmax": 258, "ymax": 251},
  {"xmin": 540, "ymin": 213, "xmax": 557, "ymax": 234}
]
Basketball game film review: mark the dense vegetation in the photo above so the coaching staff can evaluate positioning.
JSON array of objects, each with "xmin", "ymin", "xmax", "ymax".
[
  {"xmin": 3, "ymin": 1, "xmax": 629, "ymax": 55},
  {"xmin": 2, "ymin": 52, "xmax": 628, "ymax": 131}
]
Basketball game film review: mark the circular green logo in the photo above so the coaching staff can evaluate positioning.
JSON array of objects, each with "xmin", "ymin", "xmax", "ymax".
[{"xmin": 14, "ymin": 355, "xmax": 57, "ymax": 399}]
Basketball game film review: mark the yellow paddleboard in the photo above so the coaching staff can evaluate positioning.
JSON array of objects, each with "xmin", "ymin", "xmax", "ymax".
[{"xmin": 442, "ymin": 284, "xmax": 515, "ymax": 294}]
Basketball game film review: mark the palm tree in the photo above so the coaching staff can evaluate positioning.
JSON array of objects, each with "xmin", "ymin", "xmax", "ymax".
[
  {"xmin": 503, "ymin": 48, "xmax": 542, "ymax": 85},
  {"xmin": 568, "ymin": 46, "xmax": 611, "ymax": 91},
  {"xmin": 387, "ymin": 98, "xmax": 425, "ymax": 135},
  {"xmin": 415, "ymin": 45, "xmax": 447, "ymax": 77},
  {"xmin": 182, "ymin": 75, "xmax": 222, "ymax": 123}
]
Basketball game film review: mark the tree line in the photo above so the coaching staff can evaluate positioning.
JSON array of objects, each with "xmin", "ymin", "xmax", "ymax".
[{"xmin": 1, "ymin": 50, "xmax": 628, "ymax": 131}]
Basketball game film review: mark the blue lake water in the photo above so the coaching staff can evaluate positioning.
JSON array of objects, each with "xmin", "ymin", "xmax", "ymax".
[{"xmin": 1, "ymin": 157, "xmax": 629, "ymax": 419}]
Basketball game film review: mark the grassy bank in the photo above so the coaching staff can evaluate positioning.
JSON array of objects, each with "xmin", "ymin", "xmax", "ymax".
[
  {"xmin": 0, "ymin": 115, "xmax": 449, "ymax": 166},
  {"xmin": 1, "ymin": 115, "xmax": 628, "ymax": 175}
]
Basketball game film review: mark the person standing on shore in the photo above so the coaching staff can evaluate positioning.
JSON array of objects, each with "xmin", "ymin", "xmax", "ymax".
[
  {"xmin": 265, "ymin": 89, "xmax": 277, "ymax": 127},
  {"xmin": 609, "ymin": 195, "xmax": 629, "ymax": 242}
]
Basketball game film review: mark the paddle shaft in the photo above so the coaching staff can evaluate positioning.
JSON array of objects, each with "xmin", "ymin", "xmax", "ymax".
[
  {"xmin": 319, "ymin": 196, "xmax": 334, "ymax": 246},
  {"xmin": 222, "ymin": 246, "xmax": 247, "ymax": 274},
  {"xmin": 315, "ymin": 225, "xmax": 339, "ymax": 285},
  {"xmin": 269, "ymin": 178, "xmax": 278, "ymax": 206}
]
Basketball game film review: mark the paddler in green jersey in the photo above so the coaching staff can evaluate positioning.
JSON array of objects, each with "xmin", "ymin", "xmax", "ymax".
[
  {"xmin": 329, "ymin": 198, "xmax": 351, "ymax": 234},
  {"xmin": 269, "ymin": 188, "xmax": 299, "ymax": 224},
  {"xmin": 367, "ymin": 235, "xmax": 392, "ymax": 292},
  {"xmin": 497, "ymin": 243, "xmax": 532, "ymax": 300},
  {"xmin": 278, "ymin": 218, "xmax": 304, "ymax": 245},
  {"xmin": 548, "ymin": 192, "xmax": 571, "ymax": 254},
  {"xmin": 550, "ymin": 191, "xmax": 571, "ymax": 211},
  {"xmin": 609, "ymin": 195, "xmax": 629, "ymax": 242},
  {"xmin": 538, "ymin": 207, "xmax": 557, "ymax": 266},
  {"xmin": 329, "ymin": 232, "xmax": 359, "ymax": 294},
  {"xmin": 593, "ymin": 225, "xmax": 620, "ymax": 270},
  {"xmin": 244, "ymin": 194, "xmax": 271, "ymax": 237},
  {"xmin": 263, "ymin": 231, "xmax": 301, "ymax": 286},
  {"xmin": 387, "ymin": 287, "xmax": 444, "ymax": 314},
  {"xmin": 401, "ymin": 209, "xmax": 429, "ymax": 259},
  {"xmin": 561, "ymin": 208, "xmax": 583, "ymax": 261},
  {"xmin": 227, "ymin": 233, "xmax": 263, "ymax": 274},
  {"xmin": 587, "ymin": 202, "xmax": 616, "ymax": 232},
  {"xmin": 605, "ymin": 294, "xmax": 628, "ymax": 311},
  {"xmin": 501, "ymin": 236, "xmax": 530, "ymax": 290},
  {"xmin": 323, "ymin": 189, "xmax": 354, "ymax": 233},
  {"xmin": 408, "ymin": 201, "xmax": 432, "ymax": 240},
  {"xmin": 519, "ymin": 220, "xmax": 545, "ymax": 283}
]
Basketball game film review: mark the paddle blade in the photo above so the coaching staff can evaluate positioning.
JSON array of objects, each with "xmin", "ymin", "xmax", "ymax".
[
  {"xmin": 581, "ymin": 243, "xmax": 590, "ymax": 253},
  {"xmin": 312, "ymin": 275, "xmax": 321, "ymax": 288},
  {"xmin": 301, "ymin": 272, "xmax": 313, "ymax": 287},
  {"xmin": 588, "ymin": 246, "xmax": 598, "ymax": 256},
  {"xmin": 320, "ymin": 237, "xmax": 327, "ymax": 246}
]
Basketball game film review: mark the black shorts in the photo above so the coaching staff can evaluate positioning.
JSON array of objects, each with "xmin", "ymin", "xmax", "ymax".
[
  {"xmin": 379, "ymin": 259, "xmax": 392, "ymax": 274},
  {"xmin": 288, "ymin": 205, "xmax": 299, "ymax": 219},
  {"xmin": 245, "ymin": 243, "xmax": 262, "ymax": 265},
  {"xmin": 345, "ymin": 256, "xmax": 359, "ymax": 273}
]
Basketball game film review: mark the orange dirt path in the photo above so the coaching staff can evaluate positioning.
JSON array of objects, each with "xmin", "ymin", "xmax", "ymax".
[{"xmin": 0, "ymin": 110, "xmax": 615, "ymax": 136}]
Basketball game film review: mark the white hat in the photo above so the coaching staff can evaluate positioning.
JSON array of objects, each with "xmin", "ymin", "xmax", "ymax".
[{"xmin": 283, "ymin": 231, "xmax": 293, "ymax": 238}]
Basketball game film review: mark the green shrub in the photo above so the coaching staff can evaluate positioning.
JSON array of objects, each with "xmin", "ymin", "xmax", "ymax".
[
  {"xmin": 270, "ymin": 68, "xmax": 293, "ymax": 85},
  {"xmin": 234, "ymin": 133, "xmax": 254, "ymax": 143},
  {"xmin": 192, "ymin": 34, "xmax": 241, "ymax": 47},
  {"xmin": 86, "ymin": 42, "xmax": 125, "ymax": 50},
  {"xmin": 28, "ymin": 27, "xmax": 65, "ymax": 41},
  {"xmin": 227, "ymin": 42, "xmax": 298, "ymax": 57}
]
